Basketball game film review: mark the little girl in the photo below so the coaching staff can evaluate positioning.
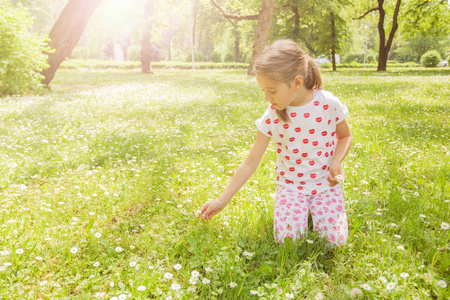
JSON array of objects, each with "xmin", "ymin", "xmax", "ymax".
[{"xmin": 198, "ymin": 40, "xmax": 352, "ymax": 246}]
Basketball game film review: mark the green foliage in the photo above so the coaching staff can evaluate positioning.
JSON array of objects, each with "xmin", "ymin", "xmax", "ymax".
[
  {"xmin": 0, "ymin": 0, "xmax": 50, "ymax": 96},
  {"xmin": 321, "ymin": 62, "xmax": 332, "ymax": 69},
  {"xmin": 224, "ymin": 52, "xmax": 235, "ymax": 62},
  {"xmin": 420, "ymin": 50, "xmax": 441, "ymax": 68},
  {"xmin": 210, "ymin": 51, "xmax": 222, "ymax": 63},
  {"xmin": 127, "ymin": 45, "xmax": 141, "ymax": 61},
  {"xmin": 185, "ymin": 50, "xmax": 206, "ymax": 62}
]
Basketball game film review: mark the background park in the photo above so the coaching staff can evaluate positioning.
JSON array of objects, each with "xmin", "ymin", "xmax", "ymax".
[{"xmin": 1, "ymin": 0, "xmax": 449, "ymax": 299}]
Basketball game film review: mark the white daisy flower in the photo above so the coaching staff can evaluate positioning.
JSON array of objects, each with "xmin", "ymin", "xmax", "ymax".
[
  {"xmin": 94, "ymin": 232, "xmax": 102, "ymax": 238},
  {"xmin": 70, "ymin": 247, "xmax": 78, "ymax": 254},
  {"xmin": 202, "ymin": 278, "xmax": 210, "ymax": 284},
  {"xmin": 441, "ymin": 222, "xmax": 449, "ymax": 230},
  {"xmin": 129, "ymin": 261, "xmax": 137, "ymax": 267},
  {"xmin": 205, "ymin": 267, "xmax": 213, "ymax": 272},
  {"xmin": 137, "ymin": 285, "xmax": 146, "ymax": 291},
  {"xmin": 39, "ymin": 280, "xmax": 47, "ymax": 286},
  {"xmin": 173, "ymin": 264, "xmax": 182, "ymax": 271},
  {"xmin": 94, "ymin": 262, "xmax": 100, "ymax": 267},
  {"xmin": 250, "ymin": 290, "xmax": 258, "ymax": 295},
  {"xmin": 118, "ymin": 295, "xmax": 127, "ymax": 300},
  {"xmin": 314, "ymin": 293, "xmax": 323, "ymax": 299},
  {"xmin": 394, "ymin": 235, "xmax": 401, "ymax": 239},
  {"xmin": 115, "ymin": 247, "xmax": 123, "ymax": 252},
  {"xmin": 379, "ymin": 276, "xmax": 388, "ymax": 283},
  {"xmin": 437, "ymin": 280, "xmax": 447, "ymax": 288},
  {"xmin": 191, "ymin": 270, "xmax": 200, "ymax": 277},
  {"xmin": 189, "ymin": 278, "xmax": 197, "ymax": 285},
  {"xmin": 15, "ymin": 249, "xmax": 24, "ymax": 254},
  {"xmin": 35, "ymin": 256, "xmax": 43, "ymax": 260},
  {"xmin": 171, "ymin": 283, "xmax": 181, "ymax": 290},
  {"xmin": 386, "ymin": 282, "xmax": 396, "ymax": 290},
  {"xmin": 362, "ymin": 284, "xmax": 371, "ymax": 290},
  {"xmin": 229, "ymin": 282, "xmax": 237, "ymax": 288},
  {"xmin": 130, "ymin": 245, "xmax": 135, "ymax": 249},
  {"xmin": 306, "ymin": 239, "xmax": 313, "ymax": 244},
  {"xmin": 400, "ymin": 272, "xmax": 409, "ymax": 279},
  {"xmin": 285, "ymin": 292, "xmax": 294, "ymax": 298},
  {"xmin": 110, "ymin": 281, "xmax": 115, "ymax": 287},
  {"xmin": 0, "ymin": 266, "xmax": 5, "ymax": 271},
  {"xmin": 164, "ymin": 272, "xmax": 173, "ymax": 280},
  {"xmin": 397, "ymin": 245, "xmax": 405, "ymax": 251}
]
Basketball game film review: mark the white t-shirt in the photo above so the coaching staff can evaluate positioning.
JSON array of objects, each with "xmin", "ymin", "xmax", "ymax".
[{"xmin": 255, "ymin": 89, "xmax": 348, "ymax": 195}]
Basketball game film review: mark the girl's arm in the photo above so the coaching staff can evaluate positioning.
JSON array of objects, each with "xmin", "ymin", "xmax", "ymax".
[
  {"xmin": 199, "ymin": 131, "xmax": 271, "ymax": 220},
  {"xmin": 327, "ymin": 120, "xmax": 352, "ymax": 187}
]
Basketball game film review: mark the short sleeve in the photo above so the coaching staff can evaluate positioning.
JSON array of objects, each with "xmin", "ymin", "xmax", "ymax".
[
  {"xmin": 333, "ymin": 97, "xmax": 349, "ymax": 124},
  {"xmin": 255, "ymin": 106, "xmax": 273, "ymax": 137}
]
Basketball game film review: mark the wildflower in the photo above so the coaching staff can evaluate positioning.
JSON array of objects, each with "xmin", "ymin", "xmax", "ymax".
[
  {"xmin": 94, "ymin": 233, "xmax": 102, "ymax": 238},
  {"xmin": 419, "ymin": 214, "xmax": 426, "ymax": 218},
  {"xmin": 70, "ymin": 247, "xmax": 78, "ymax": 254},
  {"xmin": 0, "ymin": 250, "xmax": 10, "ymax": 256},
  {"xmin": 195, "ymin": 210, "xmax": 202, "ymax": 218},
  {"xmin": 94, "ymin": 292, "xmax": 106, "ymax": 298},
  {"xmin": 386, "ymin": 282, "xmax": 396, "ymax": 290},
  {"xmin": 205, "ymin": 267, "xmax": 213, "ymax": 272},
  {"xmin": 94, "ymin": 262, "xmax": 100, "ymax": 267},
  {"xmin": 285, "ymin": 293, "xmax": 294, "ymax": 299},
  {"xmin": 224, "ymin": 222, "xmax": 229, "ymax": 227},
  {"xmin": 110, "ymin": 297, "xmax": 118, "ymax": 300},
  {"xmin": 441, "ymin": 222, "xmax": 449, "ymax": 230},
  {"xmin": 165, "ymin": 296, "xmax": 173, "ymax": 300},
  {"xmin": 164, "ymin": 272, "xmax": 173, "ymax": 280},
  {"xmin": 40, "ymin": 280, "xmax": 47, "ymax": 286},
  {"xmin": 437, "ymin": 280, "xmax": 447, "ymax": 288},
  {"xmin": 171, "ymin": 283, "xmax": 181, "ymax": 290},
  {"xmin": 314, "ymin": 293, "xmax": 324, "ymax": 299},
  {"xmin": 35, "ymin": 256, "xmax": 43, "ymax": 260},
  {"xmin": 229, "ymin": 282, "xmax": 237, "ymax": 288},
  {"xmin": 15, "ymin": 248, "xmax": 24, "ymax": 254},
  {"xmin": 414, "ymin": 192, "xmax": 419, "ymax": 196},
  {"xmin": 189, "ymin": 278, "xmax": 197, "ymax": 285},
  {"xmin": 173, "ymin": 264, "xmax": 182, "ymax": 271},
  {"xmin": 187, "ymin": 286, "xmax": 196, "ymax": 292},
  {"xmin": 130, "ymin": 245, "xmax": 135, "ymax": 249},
  {"xmin": 391, "ymin": 223, "xmax": 398, "ymax": 227},
  {"xmin": 191, "ymin": 270, "xmax": 200, "ymax": 277},
  {"xmin": 306, "ymin": 239, "xmax": 313, "ymax": 244},
  {"xmin": 115, "ymin": 247, "xmax": 123, "ymax": 253},
  {"xmin": 397, "ymin": 245, "xmax": 405, "ymax": 251},
  {"xmin": 0, "ymin": 266, "xmax": 6, "ymax": 271},
  {"xmin": 4, "ymin": 262, "xmax": 12, "ymax": 266},
  {"xmin": 361, "ymin": 284, "xmax": 371, "ymax": 291},
  {"xmin": 400, "ymin": 272, "xmax": 409, "ymax": 279},
  {"xmin": 379, "ymin": 276, "xmax": 388, "ymax": 283},
  {"xmin": 337, "ymin": 174, "xmax": 344, "ymax": 183},
  {"xmin": 118, "ymin": 295, "xmax": 127, "ymax": 300},
  {"xmin": 129, "ymin": 262, "xmax": 137, "ymax": 267},
  {"xmin": 349, "ymin": 288, "xmax": 362, "ymax": 298},
  {"xmin": 202, "ymin": 278, "xmax": 210, "ymax": 284},
  {"xmin": 250, "ymin": 290, "xmax": 258, "ymax": 295},
  {"xmin": 110, "ymin": 281, "xmax": 115, "ymax": 287},
  {"xmin": 394, "ymin": 235, "xmax": 401, "ymax": 239}
]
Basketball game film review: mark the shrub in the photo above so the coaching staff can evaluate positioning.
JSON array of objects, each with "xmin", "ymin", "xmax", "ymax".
[
  {"xmin": 0, "ymin": 0, "xmax": 50, "ymax": 96},
  {"xmin": 224, "ymin": 52, "xmax": 235, "ymax": 63},
  {"xmin": 420, "ymin": 50, "xmax": 441, "ymax": 68},
  {"xmin": 186, "ymin": 51, "xmax": 205, "ymax": 62},
  {"xmin": 210, "ymin": 51, "xmax": 222, "ymax": 63},
  {"xmin": 127, "ymin": 45, "xmax": 141, "ymax": 61},
  {"xmin": 321, "ymin": 62, "xmax": 332, "ymax": 69}
]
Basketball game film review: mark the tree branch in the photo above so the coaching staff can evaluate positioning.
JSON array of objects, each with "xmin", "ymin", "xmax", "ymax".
[
  {"xmin": 210, "ymin": 0, "xmax": 259, "ymax": 21},
  {"xmin": 353, "ymin": 7, "xmax": 379, "ymax": 20}
]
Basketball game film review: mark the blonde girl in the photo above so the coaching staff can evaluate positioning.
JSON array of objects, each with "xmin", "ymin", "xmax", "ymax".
[{"xmin": 198, "ymin": 40, "xmax": 352, "ymax": 246}]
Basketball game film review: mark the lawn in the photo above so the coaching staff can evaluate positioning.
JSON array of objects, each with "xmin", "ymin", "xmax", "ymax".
[{"xmin": 0, "ymin": 68, "xmax": 449, "ymax": 299}]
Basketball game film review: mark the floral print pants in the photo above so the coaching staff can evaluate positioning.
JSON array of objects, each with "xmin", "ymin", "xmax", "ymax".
[{"xmin": 273, "ymin": 185, "xmax": 348, "ymax": 245}]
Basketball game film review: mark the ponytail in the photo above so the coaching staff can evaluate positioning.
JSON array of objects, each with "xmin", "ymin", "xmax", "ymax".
[{"xmin": 304, "ymin": 56, "xmax": 322, "ymax": 90}]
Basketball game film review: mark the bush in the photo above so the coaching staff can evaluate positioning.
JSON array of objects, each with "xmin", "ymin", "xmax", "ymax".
[
  {"xmin": 0, "ymin": 0, "xmax": 50, "ymax": 96},
  {"xmin": 420, "ymin": 50, "xmax": 441, "ymax": 68},
  {"xmin": 210, "ymin": 51, "xmax": 222, "ymax": 63},
  {"xmin": 321, "ymin": 62, "xmax": 332, "ymax": 69},
  {"xmin": 127, "ymin": 45, "xmax": 141, "ymax": 61},
  {"xmin": 224, "ymin": 52, "xmax": 235, "ymax": 63},
  {"xmin": 343, "ymin": 53, "xmax": 364, "ymax": 63},
  {"xmin": 186, "ymin": 51, "xmax": 205, "ymax": 62}
]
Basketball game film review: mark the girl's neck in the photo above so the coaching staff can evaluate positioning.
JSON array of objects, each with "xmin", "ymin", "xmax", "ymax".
[{"xmin": 290, "ymin": 88, "xmax": 316, "ymax": 107}]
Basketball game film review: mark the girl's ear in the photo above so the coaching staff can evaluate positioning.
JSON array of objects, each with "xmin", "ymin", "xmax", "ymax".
[{"xmin": 294, "ymin": 75, "xmax": 303, "ymax": 90}]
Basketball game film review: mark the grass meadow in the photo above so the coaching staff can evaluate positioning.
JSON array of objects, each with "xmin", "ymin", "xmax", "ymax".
[{"xmin": 0, "ymin": 67, "xmax": 449, "ymax": 299}]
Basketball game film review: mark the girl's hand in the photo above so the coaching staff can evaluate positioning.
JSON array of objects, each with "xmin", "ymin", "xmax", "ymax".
[
  {"xmin": 327, "ymin": 162, "xmax": 345, "ymax": 187},
  {"xmin": 197, "ymin": 199, "xmax": 227, "ymax": 220}
]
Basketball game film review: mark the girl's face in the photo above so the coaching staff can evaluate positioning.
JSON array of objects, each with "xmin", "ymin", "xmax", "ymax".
[{"xmin": 256, "ymin": 74, "xmax": 303, "ymax": 110}]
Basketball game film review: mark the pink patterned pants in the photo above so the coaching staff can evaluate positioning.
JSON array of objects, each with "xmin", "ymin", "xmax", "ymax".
[{"xmin": 273, "ymin": 185, "xmax": 348, "ymax": 246}]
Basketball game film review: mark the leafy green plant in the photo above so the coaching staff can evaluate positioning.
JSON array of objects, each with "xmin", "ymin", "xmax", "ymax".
[
  {"xmin": 420, "ymin": 50, "xmax": 441, "ymax": 67},
  {"xmin": 0, "ymin": 0, "xmax": 51, "ymax": 96}
]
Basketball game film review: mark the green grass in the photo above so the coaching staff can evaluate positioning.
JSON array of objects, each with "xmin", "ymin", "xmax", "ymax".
[{"xmin": 0, "ymin": 68, "xmax": 449, "ymax": 299}]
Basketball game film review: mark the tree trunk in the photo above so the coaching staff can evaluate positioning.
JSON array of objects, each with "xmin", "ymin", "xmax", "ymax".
[
  {"xmin": 234, "ymin": 28, "xmax": 240, "ymax": 62},
  {"xmin": 141, "ymin": 0, "xmax": 153, "ymax": 74},
  {"xmin": 330, "ymin": 12, "xmax": 337, "ymax": 71},
  {"xmin": 292, "ymin": 5, "xmax": 300, "ymax": 37},
  {"xmin": 377, "ymin": 0, "xmax": 401, "ymax": 71},
  {"xmin": 247, "ymin": 0, "xmax": 276, "ymax": 75},
  {"xmin": 41, "ymin": 0, "xmax": 103, "ymax": 85}
]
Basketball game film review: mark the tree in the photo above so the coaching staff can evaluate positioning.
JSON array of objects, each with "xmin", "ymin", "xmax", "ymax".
[
  {"xmin": 41, "ymin": 0, "xmax": 103, "ymax": 85},
  {"xmin": 354, "ymin": 0, "xmax": 449, "ymax": 71},
  {"xmin": 211, "ymin": 0, "xmax": 276, "ymax": 75},
  {"xmin": 141, "ymin": 0, "xmax": 154, "ymax": 74}
]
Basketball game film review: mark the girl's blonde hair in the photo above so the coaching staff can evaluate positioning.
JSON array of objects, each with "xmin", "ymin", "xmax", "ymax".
[{"xmin": 255, "ymin": 39, "xmax": 322, "ymax": 123}]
